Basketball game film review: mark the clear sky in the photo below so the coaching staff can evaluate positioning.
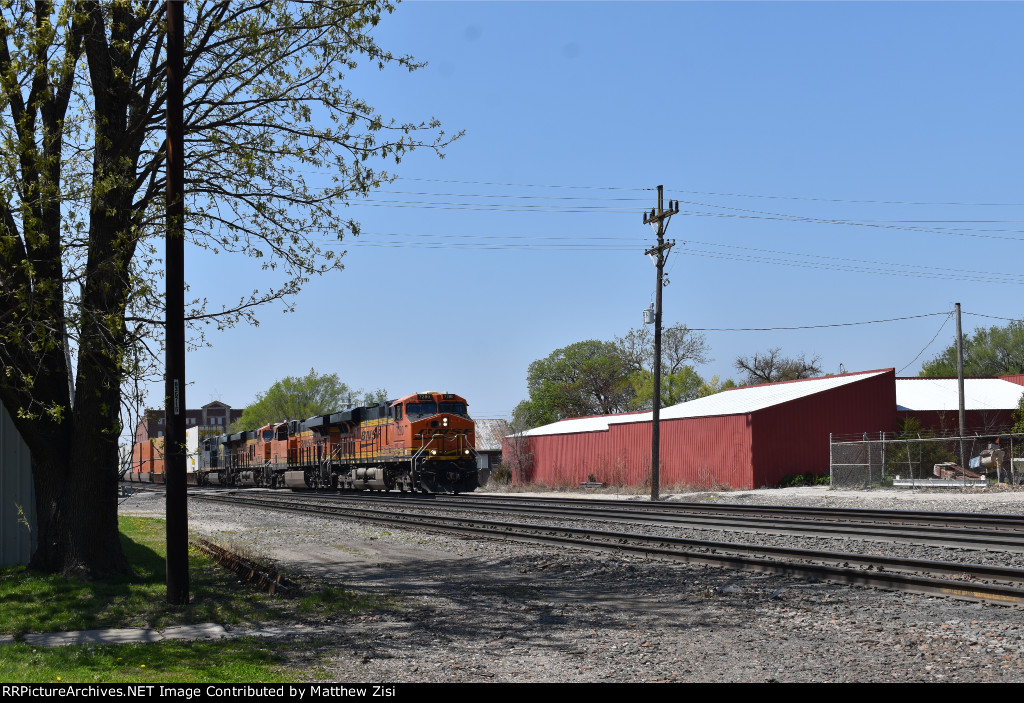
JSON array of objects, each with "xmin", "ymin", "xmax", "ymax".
[{"xmin": 166, "ymin": 1, "xmax": 1024, "ymax": 423}]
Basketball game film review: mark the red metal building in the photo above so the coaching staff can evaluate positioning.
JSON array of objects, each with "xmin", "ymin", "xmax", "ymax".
[
  {"xmin": 507, "ymin": 369, "xmax": 897, "ymax": 490},
  {"xmin": 895, "ymin": 376, "xmax": 1024, "ymax": 434}
]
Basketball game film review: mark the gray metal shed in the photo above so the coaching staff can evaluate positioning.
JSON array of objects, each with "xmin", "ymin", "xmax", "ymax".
[{"xmin": 1, "ymin": 400, "xmax": 35, "ymax": 566}]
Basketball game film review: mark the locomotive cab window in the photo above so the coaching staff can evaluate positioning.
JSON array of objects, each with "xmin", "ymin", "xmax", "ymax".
[
  {"xmin": 438, "ymin": 402, "xmax": 467, "ymax": 417},
  {"xmin": 395, "ymin": 405, "xmax": 403, "ymax": 421},
  {"xmin": 406, "ymin": 401, "xmax": 437, "ymax": 418}
]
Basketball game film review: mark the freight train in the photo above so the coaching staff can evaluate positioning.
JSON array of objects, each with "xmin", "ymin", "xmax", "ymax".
[{"xmin": 132, "ymin": 391, "xmax": 480, "ymax": 494}]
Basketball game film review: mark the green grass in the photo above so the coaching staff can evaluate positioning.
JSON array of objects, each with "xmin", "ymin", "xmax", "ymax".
[
  {"xmin": 0, "ymin": 640, "xmax": 294, "ymax": 683},
  {"xmin": 0, "ymin": 516, "xmax": 388, "ymax": 682},
  {"xmin": 297, "ymin": 586, "xmax": 394, "ymax": 618},
  {"xmin": 0, "ymin": 516, "xmax": 299, "ymax": 635}
]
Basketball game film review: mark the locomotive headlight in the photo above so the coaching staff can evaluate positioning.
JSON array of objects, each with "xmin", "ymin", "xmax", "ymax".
[{"xmin": 443, "ymin": 417, "xmax": 448, "ymax": 427}]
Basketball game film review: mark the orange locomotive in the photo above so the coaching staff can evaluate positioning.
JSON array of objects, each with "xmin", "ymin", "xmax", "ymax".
[{"xmin": 198, "ymin": 391, "xmax": 479, "ymax": 493}]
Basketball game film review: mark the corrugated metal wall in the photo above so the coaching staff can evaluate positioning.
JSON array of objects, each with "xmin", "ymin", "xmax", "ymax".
[
  {"xmin": 897, "ymin": 409, "xmax": 1015, "ymax": 435},
  {"xmin": 614, "ymin": 415, "xmax": 754, "ymax": 488},
  {"xmin": 523, "ymin": 414, "xmax": 754, "ymax": 488},
  {"xmin": 527, "ymin": 430, "xmax": 629, "ymax": 486},
  {"xmin": 750, "ymin": 370, "xmax": 897, "ymax": 487},
  {"xmin": 1, "ymin": 401, "xmax": 35, "ymax": 566}
]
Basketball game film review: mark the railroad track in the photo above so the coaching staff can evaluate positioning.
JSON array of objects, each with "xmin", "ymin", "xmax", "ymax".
[
  {"xmin": 306, "ymin": 490, "xmax": 1024, "ymax": 552},
  {"xmin": 187, "ymin": 489, "xmax": 1024, "ymax": 606}
]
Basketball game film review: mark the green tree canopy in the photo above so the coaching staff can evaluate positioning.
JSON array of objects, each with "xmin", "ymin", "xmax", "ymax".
[
  {"xmin": 626, "ymin": 366, "xmax": 706, "ymax": 409},
  {"xmin": 0, "ymin": 1, "xmax": 453, "ymax": 577},
  {"xmin": 512, "ymin": 324, "xmax": 726, "ymax": 428},
  {"xmin": 919, "ymin": 321, "xmax": 1024, "ymax": 377},
  {"xmin": 234, "ymin": 369, "xmax": 382, "ymax": 431},
  {"xmin": 512, "ymin": 340, "xmax": 634, "ymax": 428},
  {"xmin": 1011, "ymin": 385, "xmax": 1024, "ymax": 435}
]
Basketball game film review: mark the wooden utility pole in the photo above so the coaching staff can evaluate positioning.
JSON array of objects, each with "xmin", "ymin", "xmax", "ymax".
[
  {"xmin": 643, "ymin": 185, "xmax": 679, "ymax": 502},
  {"xmin": 165, "ymin": 0, "xmax": 189, "ymax": 605},
  {"xmin": 955, "ymin": 302, "xmax": 967, "ymax": 472}
]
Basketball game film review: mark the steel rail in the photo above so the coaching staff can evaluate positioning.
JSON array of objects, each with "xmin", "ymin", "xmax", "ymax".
[
  {"xmin": 435, "ymin": 492, "xmax": 1024, "ymax": 530},
  {"xmin": 190, "ymin": 491, "xmax": 1024, "ymax": 606},
  {"xmin": 305, "ymin": 491, "xmax": 1024, "ymax": 552}
]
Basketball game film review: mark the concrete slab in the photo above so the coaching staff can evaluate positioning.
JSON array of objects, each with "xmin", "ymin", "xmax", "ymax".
[
  {"xmin": 23, "ymin": 627, "xmax": 160, "ymax": 647},
  {"xmin": 242, "ymin": 624, "xmax": 319, "ymax": 639},
  {"xmin": 160, "ymin": 623, "xmax": 228, "ymax": 641},
  {"xmin": 17, "ymin": 623, "xmax": 228, "ymax": 648}
]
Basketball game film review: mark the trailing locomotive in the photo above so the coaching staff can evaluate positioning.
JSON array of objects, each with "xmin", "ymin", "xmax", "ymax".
[{"xmin": 196, "ymin": 391, "xmax": 479, "ymax": 493}]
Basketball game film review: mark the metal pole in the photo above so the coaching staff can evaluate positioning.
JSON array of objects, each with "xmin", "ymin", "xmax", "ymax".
[{"xmin": 165, "ymin": 0, "xmax": 189, "ymax": 605}]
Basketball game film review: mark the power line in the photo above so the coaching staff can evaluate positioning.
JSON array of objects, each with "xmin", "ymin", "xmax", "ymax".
[
  {"xmin": 395, "ymin": 176, "xmax": 652, "ymax": 191},
  {"xmin": 682, "ymin": 248, "xmax": 1024, "ymax": 285},
  {"xmin": 346, "ymin": 198, "xmax": 1024, "ymax": 241},
  {"xmin": 276, "ymin": 168, "xmax": 1024, "ymax": 207},
  {"xmin": 897, "ymin": 312, "xmax": 954, "ymax": 375},
  {"xmin": 687, "ymin": 311, "xmax": 952, "ymax": 332},
  {"xmin": 375, "ymin": 190, "xmax": 649, "ymax": 202},
  {"xmin": 342, "ymin": 231, "xmax": 1024, "ymax": 283},
  {"xmin": 390, "ymin": 176, "xmax": 1024, "ymax": 207},
  {"xmin": 962, "ymin": 312, "xmax": 1024, "ymax": 323},
  {"xmin": 683, "ymin": 240, "xmax": 1024, "ymax": 281}
]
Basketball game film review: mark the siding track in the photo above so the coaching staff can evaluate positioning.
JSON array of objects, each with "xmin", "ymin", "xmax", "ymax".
[{"xmin": 188, "ymin": 489, "xmax": 1024, "ymax": 606}]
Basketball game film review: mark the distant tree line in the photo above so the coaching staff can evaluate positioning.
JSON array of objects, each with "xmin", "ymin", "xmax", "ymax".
[
  {"xmin": 512, "ymin": 323, "xmax": 825, "ymax": 430},
  {"xmin": 917, "ymin": 319, "xmax": 1024, "ymax": 434},
  {"xmin": 512, "ymin": 317, "xmax": 1024, "ymax": 432},
  {"xmin": 919, "ymin": 320, "xmax": 1024, "ymax": 378},
  {"xmin": 233, "ymin": 369, "xmax": 388, "ymax": 432}
]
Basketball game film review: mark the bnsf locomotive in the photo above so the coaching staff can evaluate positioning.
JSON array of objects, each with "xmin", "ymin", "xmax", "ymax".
[{"xmin": 197, "ymin": 391, "xmax": 479, "ymax": 494}]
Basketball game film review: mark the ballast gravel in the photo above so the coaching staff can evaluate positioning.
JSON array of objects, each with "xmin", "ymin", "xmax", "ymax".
[{"xmin": 121, "ymin": 485, "xmax": 1024, "ymax": 683}]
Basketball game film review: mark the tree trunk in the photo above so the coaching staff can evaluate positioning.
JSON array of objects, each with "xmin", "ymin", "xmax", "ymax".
[
  {"xmin": 29, "ymin": 460, "xmax": 130, "ymax": 579},
  {"xmin": 27, "ymin": 413, "xmax": 130, "ymax": 579}
]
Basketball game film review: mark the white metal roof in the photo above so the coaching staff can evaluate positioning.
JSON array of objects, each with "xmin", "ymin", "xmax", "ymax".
[
  {"xmin": 520, "ymin": 411, "xmax": 647, "ymax": 437},
  {"xmin": 522, "ymin": 370, "xmax": 891, "ymax": 437},
  {"xmin": 895, "ymin": 378, "xmax": 1024, "ymax": 411}
]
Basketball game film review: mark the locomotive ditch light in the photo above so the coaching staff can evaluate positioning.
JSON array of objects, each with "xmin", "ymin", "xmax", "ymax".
[
  {"xmin": 464, "ymin": 449, "xmax": 470, "ymax": 455},
  {"xmin": 430, "ymin": 449, "xmax": 437, "ymax": 455}
]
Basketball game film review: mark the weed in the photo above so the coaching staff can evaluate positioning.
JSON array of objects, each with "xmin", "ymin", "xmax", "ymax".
[
  {"xmin": 490, "ymin": 465, "xmax": 512, "ymax": 484},
  {"xmin": 777, "ymin": 472, "xmax": 830, "ymax": 488}
]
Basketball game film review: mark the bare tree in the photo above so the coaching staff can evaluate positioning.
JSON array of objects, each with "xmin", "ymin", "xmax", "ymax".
[
  {"xmin": 501, "ymin": 414, "xmax": 534, "ymax": 486},
  {"xmin": 734, "ymin": 348, "xmax": 822, "ymax": 385},
  {"xmin": 615, "ymin": 323, "xmax": 710, "ymax": 374}
]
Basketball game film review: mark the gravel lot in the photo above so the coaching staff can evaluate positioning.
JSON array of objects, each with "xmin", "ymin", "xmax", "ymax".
[{"xmin": 122, "ymin": 486, "xmax": 1024, "ymax": 683}]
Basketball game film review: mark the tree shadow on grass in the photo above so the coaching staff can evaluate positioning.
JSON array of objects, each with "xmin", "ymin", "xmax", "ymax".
[
  {"xmin": 0, "ymin": 520, "xmax": 298, "ymax": 636},
  {"xmin": 0, "ymin": 529, "xmax": 169, "ymax": 635}
]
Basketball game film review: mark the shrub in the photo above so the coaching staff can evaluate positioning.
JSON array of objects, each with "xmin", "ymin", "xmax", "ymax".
[
  {"xmin": 777, "ymin": 472, "xmax": 829, "ymax": 488},
  {"xmin": 490, "ymin": 465, "xmax": 512, "ymax": 485}
]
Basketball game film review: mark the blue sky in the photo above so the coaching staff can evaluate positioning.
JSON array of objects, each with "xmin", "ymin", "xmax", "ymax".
[{"xmin": 170, "ymin": 1, "xmax": 1024, "ymax": 422}]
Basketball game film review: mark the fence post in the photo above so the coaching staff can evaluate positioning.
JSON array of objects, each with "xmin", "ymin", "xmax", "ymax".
[
  {"xmin": 829, "ymin": 433, "xmax": 833, "ymax": 486},
  {"xmin": 880, "ymin": 431, "xmax": 886, "ymax": 485}
]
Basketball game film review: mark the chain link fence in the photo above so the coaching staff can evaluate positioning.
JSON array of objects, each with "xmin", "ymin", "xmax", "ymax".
[{"xmin": 830, "ymin": 431, "xmax": 1024, "ymax": 488}]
